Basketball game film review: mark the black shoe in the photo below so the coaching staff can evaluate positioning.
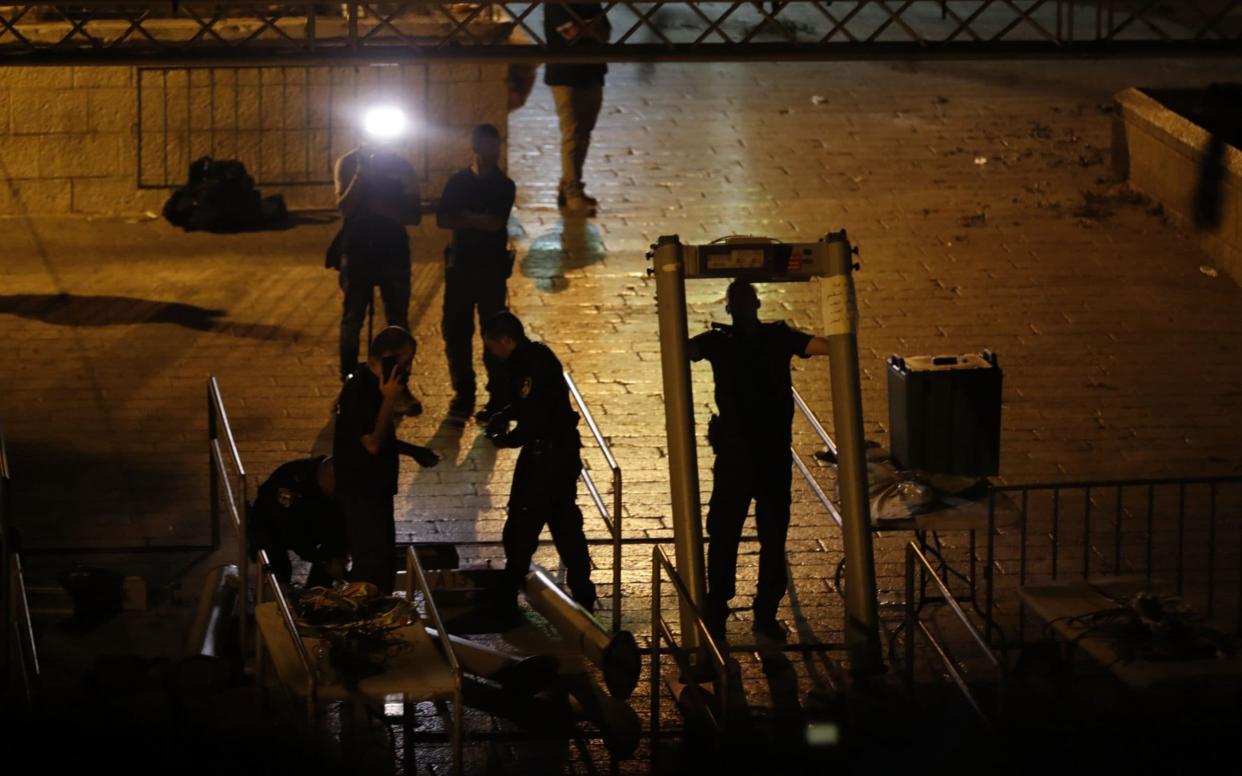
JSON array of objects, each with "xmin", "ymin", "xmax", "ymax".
[
  {"xmin": 705, "ymin": 601, "xmax": 729, "ymax": 644},
  {"xmin": 751, "ymin": 616, "xmax": 787, "ymax": 644},
  {"xmin": 487, "ymin": 599, "xmax": 525, "ymax": 630},
  {"xmin": 447, "ymin": 396, "xmax": 473, "ymax": 421}
]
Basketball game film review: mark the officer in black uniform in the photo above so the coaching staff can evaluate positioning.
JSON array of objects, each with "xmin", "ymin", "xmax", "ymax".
[
  {"xmin": 436, "ymin": 124, "xmax": 517, "ymax": 423},
  {"xmin": 334, "ymin": 326, "xmax": 440, "ymax": 592},
  {"xmin": 248, "ymin": 455, "xmax": 347, "ymax": 588},
  {"xmin": 689, "ymin": 280, "xmax": 831, "ymax": 642},
  {"xmin": 481, "ymin": 311, "xmax": 597, "ymax": 613}
]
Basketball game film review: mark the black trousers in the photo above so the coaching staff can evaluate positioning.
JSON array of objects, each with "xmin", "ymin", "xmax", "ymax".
[
  {"xmin": 442, "ymin": 267, "xmax": 508, "ymax": 407},
  {"xmin": 502, "ymin": 439, "xmax": 596, "ymax": 608},
  {"xmin": 340, "ymin": 253, "xmax": 410, "ymax": 381},
  {"xmin": 705, "ymin": 439, "xmax": 793, "ymax": 621},
  {"xmin": 339, "ymin": 485, "xmax": 396, "ymax": 594}
]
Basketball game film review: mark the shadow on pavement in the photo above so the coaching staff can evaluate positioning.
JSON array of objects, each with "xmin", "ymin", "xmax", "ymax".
[
  {"xmin": 0, "ymin": 293, "xmax": 303, "ymax": 341},
  {"xmin": 519, "ymin": 218, "xmax": 607, "ymax": 293}
]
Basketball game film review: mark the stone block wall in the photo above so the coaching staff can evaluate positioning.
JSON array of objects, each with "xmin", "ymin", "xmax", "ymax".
[
  {"xmin": 1113, "ymin": 87, "xmax": 1242, "ymax": 284},
  {"xmin": 0, "ymin": 63, "xmax": 509, "ymax": 215}
]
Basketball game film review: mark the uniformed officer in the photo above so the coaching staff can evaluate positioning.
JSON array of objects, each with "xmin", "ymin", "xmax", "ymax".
[
  {"xmin": 481, "ymin": 311, "xmax": 597, "ymax": 614},
  {"xmin": 436, "ymin": 124, "xmax": 517, "ymax": 423},
  {"xmin": 248, "ymin": 455, "xmax": 347, "ymax": 588},
  {"xmin": 689, "ymin": 280, "xmax": 832, "ymax": 642}
]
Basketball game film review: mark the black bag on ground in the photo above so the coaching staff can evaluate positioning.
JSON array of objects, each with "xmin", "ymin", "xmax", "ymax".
[{"xmin": 163, "ymin": 156, "xmax": 286, "ymax": 233}]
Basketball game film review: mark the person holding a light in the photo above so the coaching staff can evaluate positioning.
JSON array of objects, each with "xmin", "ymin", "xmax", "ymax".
[{"xmin": 333, "ymin": 105, "xmax": 424, "ymax": 415}]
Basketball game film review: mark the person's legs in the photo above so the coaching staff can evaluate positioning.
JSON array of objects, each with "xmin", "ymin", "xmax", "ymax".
[
  {"xmin": 567, "ymin": 84, "xmax": 603, "ymax": 196},
  {"xmin": 501, "ymin": 447, "xmax": 549, "ymax": 602},
  {"xmin": 442, "ymin": 269, "xmax": 478, "ymax": 414},
  {"xmin": 753, "ymin": 449, "xmax": 794, "ymax": 624},
  {"xmin": 551, "ymin": 85, "xmax": 580, "ymax": 198},
  {"xmin": 475, "ymin": 271, "xmax": 510, "ymax": 413},
  {"xmin": 340, "ymin": 488, "xmax": 396, "ymax": 593},
  {"xmin": 704, "ymin": 446, "xmax": 754, "ymax": 637},
  {"xmin": 544, "ymin": 450, "xmax": 596, "ymax": 610},
  {"xmin": 377, "ymin": 255, "xmax": 411, "ymax": 331},
  {"xmin": 339, "ymin": 259, "xmax": 373, "ymax": 381}
]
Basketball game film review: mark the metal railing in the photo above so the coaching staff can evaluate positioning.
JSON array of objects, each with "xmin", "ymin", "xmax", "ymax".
[
  {"xmin": 136, "ymin": 64, "xmax": 432, "ymax": 189},
  {"xmin": 650, "ymin": 544, "xmax": 730, "ymax": 758},
  {"xmin": 208, "ymin": 376, "xmax": 249, "ymax": 658},
  {"xmin": 7, "ymin": 552, "xmax": 39, "ymax": 709},
  {"xmin": 989, "ymin": 475, "xmax": 1242, "ymax": 643},
  {"xmin": 791, "ymin": 386, "xmax": 844, "ymax": 530},
  {"xmin": 903, "ymin": 540, "xmax": 1001, "ymax": 730},
  {"xmin": 255, "ymin": 548, "xmax": 317, "ymax": 723},
  {"xmin": 2, "ymin": 422, "xmax": 39, "ymax": 709},
  {"xmin": 0, "ymin": 2, "xmax": 1237, "ymax": 64},
  {"xmin": 405, "ymin": 546, "xmax": 464, "ymax": 775},
  {"xmin": 564, "ymin": 371, "xmax": 624, "ymax": 634},
  {"xmin": 0, "ymin": 421, "xmax": 11, "ymax": 685}
]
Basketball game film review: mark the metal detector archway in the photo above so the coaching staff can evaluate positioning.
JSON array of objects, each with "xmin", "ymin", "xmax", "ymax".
[{"xmin": 648, "ymin": 231, "xmax": 882, "ymax": 673}]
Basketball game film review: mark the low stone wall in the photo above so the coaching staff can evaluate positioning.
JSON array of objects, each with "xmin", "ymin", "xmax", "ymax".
[
  {"xmin": 0, "ymin": 62, "xmax": 509, "ymax": 215},
  {"xmin": 1112, "ymin": 87, "xmax": 1242, "ymax": 284}
]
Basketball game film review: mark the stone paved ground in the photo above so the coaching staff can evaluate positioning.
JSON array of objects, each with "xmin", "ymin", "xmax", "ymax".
[{"xmin": 6, "ymin": 57, "xmax": 1242, "ymax": 772}]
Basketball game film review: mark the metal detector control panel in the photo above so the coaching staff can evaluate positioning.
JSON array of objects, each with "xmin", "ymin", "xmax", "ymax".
[{"xmin": 680, "ymin": 236, "xmax": 832, "ymax": 281}]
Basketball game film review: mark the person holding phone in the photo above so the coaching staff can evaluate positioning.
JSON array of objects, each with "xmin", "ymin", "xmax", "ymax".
[{"xmin": 333, "ymin": 326, "xmax": 440, "ymax": 592}]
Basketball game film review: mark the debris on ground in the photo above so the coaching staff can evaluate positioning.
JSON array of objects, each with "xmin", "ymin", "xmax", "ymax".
[
  {"xmin": 959, "ymin": 210, "xmax": 988, "ymax": 227},
  {"xmin": 1073, "ymin": 185, "xmax": 1152, "ymax": 221},
  {"xmin": 811, "ymin": 95, "xmax": 828, "ymax": 105},
  {"xmin": 1200, "ymin": 265, "xmax": 1219, "ymax": 278},
  {"xmin": 974, "ymin": 156, "xmax": 988, "ymax": 166}
]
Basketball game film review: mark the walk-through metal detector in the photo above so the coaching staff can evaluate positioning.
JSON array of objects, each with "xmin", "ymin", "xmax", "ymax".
[{"xmin": 648, "ymin": 231, "xmax": 883, "ymax": 673}]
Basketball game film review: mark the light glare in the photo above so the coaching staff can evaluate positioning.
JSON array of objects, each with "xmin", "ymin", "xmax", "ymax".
[{"xmin": 363, "ymin": 106, "xmax": 408, "ymax": 141}]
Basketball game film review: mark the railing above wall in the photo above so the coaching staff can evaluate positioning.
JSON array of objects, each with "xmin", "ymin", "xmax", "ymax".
[{"xmin": 0, "ymin": 2, "xmax": 1237, "ymax": 65}]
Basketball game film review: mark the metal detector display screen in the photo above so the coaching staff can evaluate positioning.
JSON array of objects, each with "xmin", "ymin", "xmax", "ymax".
[{"xmin": 697, "ymin": 243, "xmax": 792, "ymax": 276}]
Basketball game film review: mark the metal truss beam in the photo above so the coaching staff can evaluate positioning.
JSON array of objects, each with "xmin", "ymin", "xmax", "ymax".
[{"xmin": 0, "ymin": 2, "xmax": 1237, "ymax": 65}]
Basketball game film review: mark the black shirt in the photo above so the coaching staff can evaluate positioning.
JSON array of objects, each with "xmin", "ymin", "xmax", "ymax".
[
  {"xmin": 501, "ymin": 339, "xmax": 580, "ymax": 447},
  {"xmin": 334, "ymin": 147, "xmax": 418, "ymax": 264},
  {"xmin": 437, "ymin": 166, "xmax": 516, "ymax": 271},
  {"xmin": 691, "ymin": 322, "xmax": 814, "ymax": 447},
  {"xmin": 333, "ymin": 366, "xmax": 399, "ymax": 494},
  {"xmin": 249, "ymin": 456, "xmax": 347, "ymax": 562},
  {"xmin": 544, "ymin": 4, "xmax": 608, "ymax": 87}
]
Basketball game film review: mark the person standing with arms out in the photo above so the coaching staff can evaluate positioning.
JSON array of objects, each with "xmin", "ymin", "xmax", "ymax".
[
  {"xmin": 689, "ymin": 280, "xmax": 832, "ymax": 643},
  {"xmin": 481, "ymin": 312, "xmax": 597, "ymax": 616},
  {"xmin": 333, "ymin": 326, "xmax": 440, "ymax": 592},
  {"xmin": 334, "ymin": 130, "xmax": 423, "ymax": 415},
  {"xmin": 544, "ymin": 3, "xmax": 609, "ymax": 216},
  {"xmin": 437, "ymin": 124, "xmax": 517, "ymax": 423}
]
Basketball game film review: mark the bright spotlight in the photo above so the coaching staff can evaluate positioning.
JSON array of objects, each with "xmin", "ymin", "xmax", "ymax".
[{"xmin": 363, "ymin": 106, "xmax": 408, "ymax": 141}]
